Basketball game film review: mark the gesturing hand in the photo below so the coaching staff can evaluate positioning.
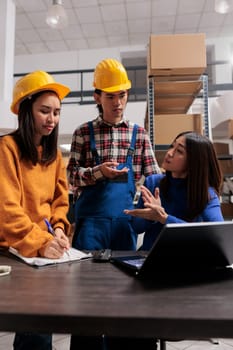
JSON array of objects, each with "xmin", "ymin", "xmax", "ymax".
[
  {"xmin": 140, "ymin": 185, "xmax": 161, "ymax": 207},
  {"xmin": 100, "ymin": 161, "xmax": 129, "ymax": 179},
  {"xmin": 124, "ymin": 185, "xmax": 168, "ymax": 224}
]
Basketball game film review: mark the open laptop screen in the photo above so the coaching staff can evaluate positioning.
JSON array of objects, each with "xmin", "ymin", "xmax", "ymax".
[{"xmin": 111, "ymin": 221, "xmax": 233, "ymax": 278}]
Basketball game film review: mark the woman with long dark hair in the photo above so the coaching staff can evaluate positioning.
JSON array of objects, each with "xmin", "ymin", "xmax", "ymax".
[
  {"xmin": 125, "ymin": 131, "xmax": 224, "ymax": 250},
  {"xmin": 0, "ymin": 70, "xmax": 71, "ymax": 350}
]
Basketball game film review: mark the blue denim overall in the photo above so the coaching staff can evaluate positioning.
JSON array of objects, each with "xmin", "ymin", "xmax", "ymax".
[{"xmin": 73, "ymin": 123, "xmax": 138, "ymax": 251}]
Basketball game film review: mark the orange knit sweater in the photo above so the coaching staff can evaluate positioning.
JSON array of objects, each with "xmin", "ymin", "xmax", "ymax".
[{"xmin": 0, "ymin": 135, "xmax": 70, "ymax": 257}]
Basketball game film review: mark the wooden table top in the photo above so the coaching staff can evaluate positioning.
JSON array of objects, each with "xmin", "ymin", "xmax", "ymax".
[{"xmin": 1, "ymin": 252, "xmax": 233, "ymax": 339}]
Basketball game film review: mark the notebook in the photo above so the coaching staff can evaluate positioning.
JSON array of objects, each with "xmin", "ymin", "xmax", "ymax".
[
  {"xmin": 111, "ymin": 221, "xmax": 233, "ymax": 279},
  {"xmin": 9, "ymin": 247, "xmax": 92, "ymax": 267}
]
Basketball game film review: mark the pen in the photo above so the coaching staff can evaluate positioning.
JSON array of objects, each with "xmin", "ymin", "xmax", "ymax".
[{"xmin": 44, "ymin": 218, "xmax": 55, "ymax": 235}]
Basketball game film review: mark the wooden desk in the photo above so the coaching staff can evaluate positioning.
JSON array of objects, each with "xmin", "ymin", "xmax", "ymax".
[{"xmin": 1, "ymin": 253, "xmax": 233, "ymax": 339}]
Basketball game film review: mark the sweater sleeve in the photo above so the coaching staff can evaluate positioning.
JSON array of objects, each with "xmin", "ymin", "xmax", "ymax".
[
  {"xmin": 165, "ymin": 188, "xmax": 224, "ymax": 224},
  {"xmin": 199, "ymin": 188, "xmax": 224, "ymax": 222},
  {"xmin": 0, "ymin": 138, "xmax": 69, "ymax": 257},
  {"xmin": 50, "ymin": 151, "xmax": 71, "ymax": 234}
]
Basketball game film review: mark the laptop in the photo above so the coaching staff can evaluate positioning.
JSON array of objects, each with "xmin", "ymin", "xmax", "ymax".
[{"xmin": 110, "ymin": 221, "xmax": 233, "ymax": 279}]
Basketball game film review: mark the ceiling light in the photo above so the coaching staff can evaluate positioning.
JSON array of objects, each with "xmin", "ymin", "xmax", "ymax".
[
  {"xmin": 215, "ymin": 0, "xmax": 233, "ymax": 14},
  {"xmin": 46, "ymin": 0, "xmax": 68, "ymax": 29}
]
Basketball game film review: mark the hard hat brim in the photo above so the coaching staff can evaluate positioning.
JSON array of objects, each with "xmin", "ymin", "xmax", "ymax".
[
  {"xmin": 11, "ymin": 82, "xmax": 70, "ymax": 115},
  {"xmin": 94, "ymin": 81, "xmax": 131, "ymax": 93}
]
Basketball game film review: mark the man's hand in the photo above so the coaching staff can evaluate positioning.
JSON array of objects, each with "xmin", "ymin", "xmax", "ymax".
[{"xmin": 100, "ymin": 161, "xmax": 129, "ymax": 179}]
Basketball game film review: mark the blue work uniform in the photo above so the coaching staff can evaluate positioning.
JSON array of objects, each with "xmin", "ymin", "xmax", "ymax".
[{"xmin": 73, "ymin": 122, "xmax": 138, "ymax": 251}]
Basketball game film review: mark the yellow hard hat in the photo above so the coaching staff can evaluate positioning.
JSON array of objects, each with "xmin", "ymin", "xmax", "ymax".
[
  {"xmin": 93, "ymin": 58, "xmax": 131, "ymax": 92},
  {"xmin": 11, "ymin": 70, "xmax": 71, "ymax": 115}
]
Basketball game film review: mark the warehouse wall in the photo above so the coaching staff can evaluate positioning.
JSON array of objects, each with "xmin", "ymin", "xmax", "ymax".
[{"xmin": 3, "ymin": 37, "xmax": 233, "ymax": 152}]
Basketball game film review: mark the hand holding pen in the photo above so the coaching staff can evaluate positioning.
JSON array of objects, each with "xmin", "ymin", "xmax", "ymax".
[
  {"xmin": 44, "ymin": 218, "xmax": 55, "ymax": 235},
  {"xmin": 44, "ymin": 219, "xmax": 70, "ymax": 258}
]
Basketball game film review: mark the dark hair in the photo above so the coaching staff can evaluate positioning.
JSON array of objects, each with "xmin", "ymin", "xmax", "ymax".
[
  {"xmin": 94, "ymin": 88, "xmax": 130, "ymax": 116},
  {"xmin": 11, "ymin": 90, "xmax": 59, "ymax": 165},
  {"xmin": 94, "ymin": 89, "xmax": 103, "ymax": 115},
  {"xmin": 160, "ymin": 131, "xmax": 223, "ymax": 221}
]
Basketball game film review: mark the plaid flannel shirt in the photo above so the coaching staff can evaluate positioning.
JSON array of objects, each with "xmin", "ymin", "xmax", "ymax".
[{"xmin": 67, "ymin": 116, "xmax": 161, "ymax": 197}]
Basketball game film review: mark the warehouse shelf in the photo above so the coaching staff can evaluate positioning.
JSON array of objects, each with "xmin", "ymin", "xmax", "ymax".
[{"xmin": 147, "ymin": 74, "xmax": 210, "ymax": 149}]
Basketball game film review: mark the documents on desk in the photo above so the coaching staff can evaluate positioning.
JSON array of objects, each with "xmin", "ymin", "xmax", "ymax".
[{"xmin": 9, "ymin": 247, "xmax": 92, "ymax": 267}]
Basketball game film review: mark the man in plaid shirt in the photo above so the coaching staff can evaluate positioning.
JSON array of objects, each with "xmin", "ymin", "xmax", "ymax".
[
  {"xmin": 67, "ymin": 58, "xmax": 160, "ymax": 252},
  {"xmin": 67, "ymin": 59, "xmax": 160, "ymax": 350}
]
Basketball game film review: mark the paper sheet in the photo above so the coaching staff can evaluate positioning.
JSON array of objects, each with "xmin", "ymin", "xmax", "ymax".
[{"xmin": 9, "ymin": 247, "xmax": 92, "ymax": 267}]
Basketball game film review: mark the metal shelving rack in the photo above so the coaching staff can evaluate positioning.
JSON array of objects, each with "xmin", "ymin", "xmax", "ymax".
[
  {"xmin": 201, "ymin": 74, "xmax": 211, "ymax": 139},
  {"xmin": 147, "ymin": 73, "xmax": 210, "ymax": 150},
  {"xmin": 147, "ymin": 77, "xmax": 155, "ymax": 147}
]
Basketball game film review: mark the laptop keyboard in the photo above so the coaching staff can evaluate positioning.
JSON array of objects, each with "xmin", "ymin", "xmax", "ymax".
[{"xmin": 123, "ymin": 257, "xmax": 145, "ymax": 268}]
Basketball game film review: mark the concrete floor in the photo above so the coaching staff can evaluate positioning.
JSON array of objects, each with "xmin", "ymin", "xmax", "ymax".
[{"xmin": 1, "ymin": 333, "xmax": 233, "ymax": 350}]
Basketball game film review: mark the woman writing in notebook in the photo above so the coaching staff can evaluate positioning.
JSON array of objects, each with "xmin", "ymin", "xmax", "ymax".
[
  {"xmin": 0, "ymin": 70, "xmax": 71, "ymax": 350},
  {"xmin": 124, "ymin": 131, "xmax": 224, "ymax": 250}
]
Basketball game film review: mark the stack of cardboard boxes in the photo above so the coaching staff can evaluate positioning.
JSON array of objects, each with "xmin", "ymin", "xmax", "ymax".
[
  {"xmin": 146, "ymin": 32, "xmax": 207, "ymax": 147},
  {"xmin": 146, "ymin": 33, "xmax": 232, "ymax": 219},
  {"xmin": 212, "ymin": 119, "xmax": 233, "ymax": 140}
]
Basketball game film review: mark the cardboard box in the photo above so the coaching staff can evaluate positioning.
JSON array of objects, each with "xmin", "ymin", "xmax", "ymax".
[
  {"xmin": 221, "ymin": 203, "xmax": 233, "ymax": 219},
  {"xmin": 154, "ymin": 149, "xmax": 167, "ymax": 167},
  {"xmin": 212, "ymin": 119, "xmax": 233, "ymax": 140},
  {"xmin": 154, "ymin": 95, "xmax": 196, "ymax": 115},
  {"xmin": 152, "ymin": 80, "xmax": 203, "ymax": 114},
  {"xmin": 218, "ymin": 158, "xmax": 233, "ymax": 175},
  {"xmin": 153, "ymin": 114, "xmax": 203, "ymax": 144},
  {"xmin": 213, "ymin": 142, "xmax": 230, "ymax": 155},
  {"xmin": 148, "ymin": 33, "xmax": 207, "ymax": 77},
  {"xmin": 154, "ymin": 80, "xmax": 203, "ymax": 95}
]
